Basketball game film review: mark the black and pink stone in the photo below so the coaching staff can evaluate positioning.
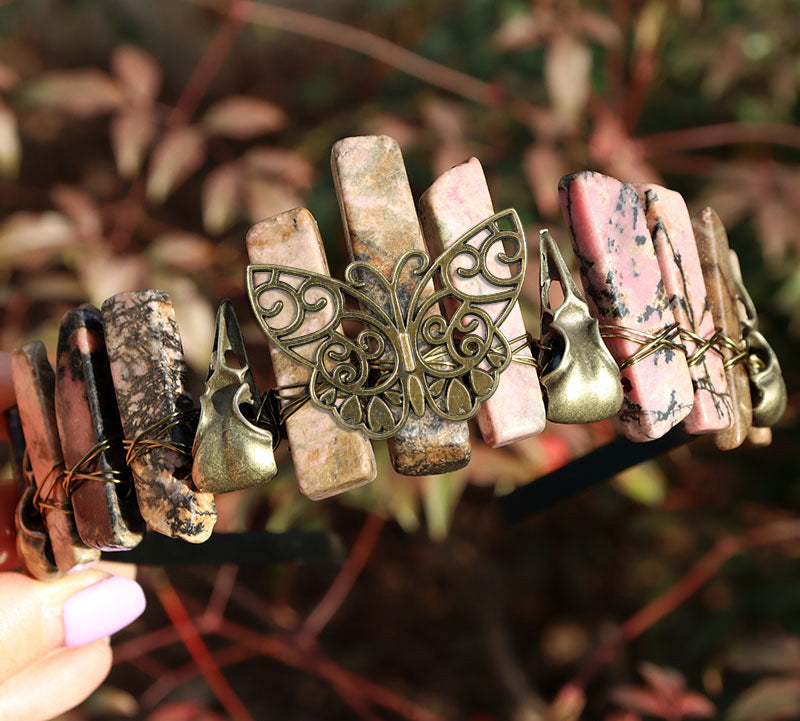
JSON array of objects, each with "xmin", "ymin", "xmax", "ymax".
[
  {"xmin": 559, "ymin": 171, "xmax": 694, "ymax": 441},
  {"xmin": 54, "ymin": 305, "xmax": 145, "ymax": 551},
  {"xmin": 11, "ymin": 341, "xmax": 101, "ymax": 570},
  {"xmin": 634, "ymin": 184, "xmax": 732, "ymax": 434},
  {"xmin": 101, "ymin": 290, "xmax": 216, "ymax": 542}
]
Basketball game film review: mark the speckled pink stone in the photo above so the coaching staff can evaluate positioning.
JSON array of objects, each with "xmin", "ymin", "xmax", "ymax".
[
  {"xmin": 559, "ymin": 171, "xmax": 694, "ymax": 441},
  {"xmin": 246, "ymin": 208, "xmax": 377, "ymax": 500},
  {"xmin": 418, "ymin": 157, "xmax": 545, "ymax": 447},
  {"xmin": 634, "ymin": 183, "xmax": 732, "ymax": 434},
  {"xmin": 331, "ymin": 136, "xmax": 471, "ymax": 475}
]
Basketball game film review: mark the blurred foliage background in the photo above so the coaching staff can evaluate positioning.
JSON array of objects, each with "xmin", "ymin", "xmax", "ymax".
[{"xmin": 0, "ymin": 0, "xmax": 799, "ymax": 719}]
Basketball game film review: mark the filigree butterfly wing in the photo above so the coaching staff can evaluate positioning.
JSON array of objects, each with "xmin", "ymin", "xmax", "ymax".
[
  {"xmin": 246, "ymin": 263, "xmax": 411, "ymax": 439},
  {"xmin": 405, "ymin": 209, "xmax": 527, "ymax": 420}
]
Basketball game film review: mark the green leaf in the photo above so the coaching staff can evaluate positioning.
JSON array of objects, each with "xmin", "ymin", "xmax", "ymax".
[{"xmin": 423, "ymin": 473, "xmax": 465, "ymax": 542}]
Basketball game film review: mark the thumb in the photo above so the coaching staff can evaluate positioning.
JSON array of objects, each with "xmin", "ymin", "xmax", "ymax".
[{"xmin": 0, "ymin": 568, "xmax": 146, "ymax": 682}]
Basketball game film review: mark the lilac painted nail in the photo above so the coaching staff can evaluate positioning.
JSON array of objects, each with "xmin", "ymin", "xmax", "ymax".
[{"xmin": 62, "ymin": 576, "xmax": 146, "ymax": 647}]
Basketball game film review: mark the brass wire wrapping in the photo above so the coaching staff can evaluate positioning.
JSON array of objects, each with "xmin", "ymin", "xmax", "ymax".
[
  {"xmin": 599, "ymin": 321, "xmax": 685, "ymax": 370},
  {"xmin": 31, "ymin": 456, "xmax": 71, "ymax": 514},
  {"xmin": 598, "ymin": 321, "xmax": 748, "ymax": 371}
]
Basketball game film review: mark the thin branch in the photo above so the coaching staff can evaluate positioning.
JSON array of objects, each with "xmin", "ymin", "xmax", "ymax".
[
  {"xmin": 145, "ymin": 569, "xmax": 256, "ymax": 721},
  {"xmin": 108, "ymin": 0, "xmax": 246, "ymax": 249},
  {"xmin": 556, "ymin": 519, "xmax": 800, "ymax": 702},
  {"xmin": 301, "ymin": 513, "xmax": 385, "ymax": 640},
  {"xmin": 216, "ymin": 617, "xmax": 448, "ymax": 721},
  {"xmin": 168, "ymin": 0, "xmax": 250, "ymax": 126},
  {"xmin": 639, "ymin": 122, "xmax": 800, "ymax": 154},
  {"xmin": 141, "ymin": 645, "xmax": 259, "ymax": 708},
  {"xmin": 178, "ymin": 0, "xmax": 550, "ymax": 131},
  {"xmin": 203, "ymin": 563, "xmax": 239, "ymax": 624}
]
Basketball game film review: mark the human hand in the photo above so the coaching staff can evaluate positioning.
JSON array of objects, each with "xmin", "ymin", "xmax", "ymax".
[{"xmin": 0, "ymin": 351, "xmax": 146, "ymax": 721}]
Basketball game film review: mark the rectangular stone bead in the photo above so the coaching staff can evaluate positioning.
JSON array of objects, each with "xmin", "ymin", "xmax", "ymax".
[
  {"xmin": 11, "ymin": 341, "xmax": 101, "ymax": 571},
  {"xmin": 101, "ymin": 291, "xmax": 217, "ymax": 541},
  {"xmin": 633, "ymin": 184, "xmax": 733, "ymax": 434},
  {"xmin": 55, "ymin": 305, "xmax": 145, "ymax": 551},
  {"xmin": 6, "ymin": 406, "xmax": 61, "ymax": 580},
  {"xmin": 418, "ymin": 157, "xmax": 545, "ymax": 447},
  {"xmin": 331, "ymin": 135, "xmax": 471, "ymax": 474},
  {"xmin": 692, "ymin": 207, "xmax": 752, "ymax": 450},
  {"xmin": 559, "ymin": 171, "xmax": 694, "ymax": 441},
  {"xmin": 246, "ymin": 207, "xmax": 377, "ymax": 499}
]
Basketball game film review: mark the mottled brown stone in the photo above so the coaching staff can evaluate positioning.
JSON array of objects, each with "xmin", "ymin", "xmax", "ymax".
[
  {"xmin": 102, "ymin": 291, "xmax": 216, "ymax": 541},
  {"xmin": 331, "ymin": 135, "xmax": 471, "ymax": 475},
  {"xmin": 746, "ymin": 426, "xmax": 772, "ymax": 447},
  {"xmin": 11, "ymin": 341, "xmax": 100, "ymax": 570},
  {"xmin": 419, "ymin": 157, "xmax": 545, "ymax": 447},
  {"xmin": 246, "ymin": 208, "xmax": 377, "ymax": 499},
  {"xmin": 692, "ymin": 207, "xmax": 752, "ymax": 450},
  {"xmin": 55, "ymin": 305, "xmax": 144, "ymax": 550}
]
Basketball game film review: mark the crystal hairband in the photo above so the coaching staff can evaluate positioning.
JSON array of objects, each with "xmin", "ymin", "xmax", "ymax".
[
  {"xmin": 29, "ymin": 207, "xmax": 782, "ymax": 501},
  {"xmin": 6, "ymin": 162, "xmax": 788, "ymax": 580}
]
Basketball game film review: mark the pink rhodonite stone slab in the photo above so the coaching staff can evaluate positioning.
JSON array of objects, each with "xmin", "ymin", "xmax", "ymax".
[
  {"xmin": 634, "ymin": 184, "xmax": 732, "ymax": 434},
  {"xmin": 418, "ymin": 157, "xmax": 545, "ymax": 447},
  {"xmin": 11, "ymin": 342, "xmax": 101, "ymax": 571},
  {"xmin": 102, "ymin": 291, "xmax": 217, "ymax": 542},
  {"xmin": 55, "ymin": 306, "xmax": 145, "ymax": 551},
  {"xmin": 331, "ymin": 135, "xmax": 471, "ymax": 475},
  {"xmin": 246, "ymin": 208, "xmax": 377, "ymax": 500},
  {"xmin": 558, "ymin": 171, "xmax": 694, "ymax": 441}
]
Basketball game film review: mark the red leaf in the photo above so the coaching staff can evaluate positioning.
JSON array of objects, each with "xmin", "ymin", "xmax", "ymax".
[
  {"xmin": 727, "ymin": 677, "xmax": 800, "ymax": 721},
  {"xmin": 609, "ymin": 686, "xmax": 671, "ymax": 718},
  {"xmin": 50, "ymin": 185, "xmax": 102, "ymax": 239},
  {"xmin": 0, "ymin": 60, "xmax": 21, "ymax": 93},
  {"xmin": 494, "ymin": 12, "xmax": 548, "ymax": 51},
  {"xmin": 112, "ymin": 44, "xmax": 162, "ymax": 104},
  {"xmin": 0, "ymin": 211, "xmax": 76, "ymax": 268},
  {"xmin": 589, "ymin": 101, "xmax": 660, "ymax": 182},
  {"xmin": 202, "ymin": 161, "xmax": 242, "ymax": 235},
  {"xmin": 0, "ymin": 99, "xmax": 20, "ymax": 178},
  {"xmin": 639, "ymin": 661, "xmax": 687, "ymax": 701},
  {"xmin": 146, "ymin": 700, "xmax": 228, "ymax": 721},
  {"xmin": 23, "ymin": 69, "xmax": 123, "ymax": 117},
  {"xmin": 243, "ymin": 146, "xmax": 314, "ymax": 189},
  {"xmin": 80, "ymin": 250, "xmax": 146, "ymax": 308},
  {"xmin": 244, "ymin": 175, "xmax": 303, "ymax": 224},
  {"xmin": 677, "ymin": 691, "xmax": 716, "ymax": 719},
  {"xmin": 545, "ymin": 33, "xmax": 592, "ymax": 124},
  {"xmin": 149, "ymin": 232, "xmax": 215, "ymax": 274},
  {"xmin": 146, "ymin": 125, "xmax": 207, "ymax": 204},
  {"xmin": 523, "ymin": 142, "xmax": 566, "ymax": 219},
  {"xmin": 572, "ymin": 10, "xmax": 623, "ymax": 47},
  {"xmin": 727, "ymin": 635, "xmax": 800, "ymax": 675},
  {"xmin": 111, "ymin": 106, "xmax": 157, "ymax": 179},
  {"xmin": 203, "ymin": 95, "xmax": 287, "ymax": 139}
]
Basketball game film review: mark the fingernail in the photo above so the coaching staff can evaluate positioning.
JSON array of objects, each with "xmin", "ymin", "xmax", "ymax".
[{"xmin": 62, "ymin": 576, "xmax": 146, "ymax": 647}]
